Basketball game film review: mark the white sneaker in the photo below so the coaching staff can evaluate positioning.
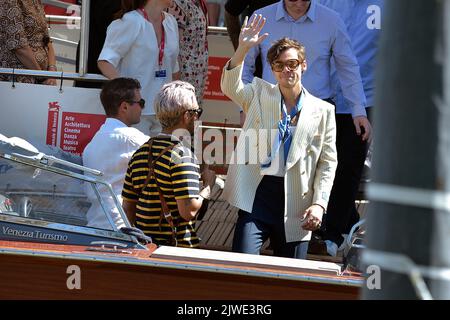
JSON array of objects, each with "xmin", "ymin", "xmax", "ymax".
[{"xmin": 325, "ymin": 240, "xmax": 338, "ymax": 257}]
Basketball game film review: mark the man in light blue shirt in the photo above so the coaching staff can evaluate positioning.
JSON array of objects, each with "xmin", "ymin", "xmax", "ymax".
[
  {"xmin": 320, "ymin": 0, "xmax": 382, "ymax": 113},
  {"xmin": 243, "ymin": 0, "xmax": 371, "ymax": 136},
  {"xmin": 313, "ymin": 0, "xmax": 383, "ymax": 256}
]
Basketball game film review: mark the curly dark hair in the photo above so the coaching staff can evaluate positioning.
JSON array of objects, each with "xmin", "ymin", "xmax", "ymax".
[{"xmin": 267, "ymin": 37, "xmax": 306, "ymax": 65}]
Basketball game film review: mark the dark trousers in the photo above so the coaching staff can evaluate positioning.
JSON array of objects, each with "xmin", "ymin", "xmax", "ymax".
[
  {"xmin": 323, "ymin": 109, "xmax": 371, "ymax": 247},
  {"xmin": 232, "ymin": 175, "xmax": 309, "ymax": 259}
]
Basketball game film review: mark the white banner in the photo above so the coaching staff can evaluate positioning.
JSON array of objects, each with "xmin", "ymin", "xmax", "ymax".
[{"xmin": 0, "ymin": 82, "xmax": 104, "ymax": 156}]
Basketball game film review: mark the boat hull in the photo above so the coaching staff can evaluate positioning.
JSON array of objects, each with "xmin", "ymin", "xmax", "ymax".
[{"xmin": 0, "ymin": 242, "xmax": 361, "ymax": 300}]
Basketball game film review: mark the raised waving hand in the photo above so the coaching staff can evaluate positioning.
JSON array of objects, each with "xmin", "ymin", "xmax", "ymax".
[
  {"xmin": 239, "ymin": 14, "xmax": 269, "ymax": 50},
  {"xmin": 229, "ymin": 14, "xmax": 269, "ymax": 69}
]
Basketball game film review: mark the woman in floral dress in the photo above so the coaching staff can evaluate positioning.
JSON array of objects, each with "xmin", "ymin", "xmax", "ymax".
[{"xmin": 168, "ymin": 0, "xmax": 208, "ymax": 105}]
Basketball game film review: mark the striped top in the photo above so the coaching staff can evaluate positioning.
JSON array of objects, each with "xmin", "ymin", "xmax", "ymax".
[{"xmin": 122, "ymin": 136, "xmax": 201, "ymax": 247}]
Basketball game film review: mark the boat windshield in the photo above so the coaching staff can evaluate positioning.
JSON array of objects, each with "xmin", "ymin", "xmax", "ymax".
[{"xmin": 0, "ymin": 152, "xmax": 122, "ymax": 232}]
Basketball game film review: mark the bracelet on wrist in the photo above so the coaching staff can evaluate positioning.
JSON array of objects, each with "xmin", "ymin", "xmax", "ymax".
[{"xmin": 47, "ymin": 64, "xmax": 57, "ymax": 70}]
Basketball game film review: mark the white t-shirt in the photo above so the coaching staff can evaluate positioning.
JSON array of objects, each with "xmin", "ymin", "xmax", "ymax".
[
  {"xmin": 82, "ymin": 118, "xmax": 149, "ymax": 229},
  {"xmin": 99, "ymin": 10, "xmax": 180, "ymax": 115}
]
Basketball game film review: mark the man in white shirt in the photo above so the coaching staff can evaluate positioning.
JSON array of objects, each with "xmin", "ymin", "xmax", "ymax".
[{"xmin": 82, "ymin": 78, "xmax": 149, "ymax": 229}]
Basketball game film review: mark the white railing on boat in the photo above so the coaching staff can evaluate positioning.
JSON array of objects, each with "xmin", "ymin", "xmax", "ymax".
[{"xmin": 0, "ymin": 68, "xmax": 106, "ymax": 83}]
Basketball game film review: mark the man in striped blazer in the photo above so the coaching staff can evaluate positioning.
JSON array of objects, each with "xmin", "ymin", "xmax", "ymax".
[{"xmin": 220, "ymin": 14, "xmax": 337, "ymax": 259}]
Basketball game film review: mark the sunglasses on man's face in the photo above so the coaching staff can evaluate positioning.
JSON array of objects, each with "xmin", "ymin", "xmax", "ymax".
[
  {"xmin": 186, "ymin": 108, "xmax": 203, "ymax": 118},
  {"xmin": 271, "ymin": 59, "xmax": 302, "ymax": 72},
  {"xmin": 127, "ymin": 98, "xmax": 145, "ymax": 109}
]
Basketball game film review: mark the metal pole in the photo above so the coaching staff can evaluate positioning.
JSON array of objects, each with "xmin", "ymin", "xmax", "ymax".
[
  {"xmin": 79, "ymin": 0, "xmax": 91, "ymax": 76},
  {"xmin": 363, "ymin": 0, "xmax": 450, "ymax": 299},
  {"xmin": 431, "ymin": 0, "xmax": 450, "ymax": 299}
]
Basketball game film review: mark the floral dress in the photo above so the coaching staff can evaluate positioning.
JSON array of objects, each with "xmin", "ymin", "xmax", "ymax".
[
  {"xmin": 168, "ymin": 0, "xmax": 208, "ymax": 105},
  {"xmin": 0, "ymin": 0, "xmax": 50, "ymax": 83}
]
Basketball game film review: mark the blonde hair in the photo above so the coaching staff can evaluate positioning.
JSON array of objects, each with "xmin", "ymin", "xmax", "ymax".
[{"xmin": 154, "ymin": 81, "xmax": 198, "ymax": 129}]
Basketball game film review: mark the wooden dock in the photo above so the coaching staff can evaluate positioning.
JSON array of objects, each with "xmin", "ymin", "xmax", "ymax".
[{"xmin": 196, "ymin": 183, "xmax": 370, "ymax": 264}]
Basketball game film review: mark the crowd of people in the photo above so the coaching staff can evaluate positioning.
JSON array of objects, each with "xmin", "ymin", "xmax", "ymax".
[{"xmin": 0, "ymin": 0, "xmax": 383, "ymax": 259}]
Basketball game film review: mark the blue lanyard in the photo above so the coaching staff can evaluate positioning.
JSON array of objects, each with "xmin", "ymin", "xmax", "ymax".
[
  {"xmin": 261, "ymin": 90, "xmax": 304, "ymax": 169},
  {"xmin": 281, "ymin": 90, "xmax": 304, "ymax": 163}
]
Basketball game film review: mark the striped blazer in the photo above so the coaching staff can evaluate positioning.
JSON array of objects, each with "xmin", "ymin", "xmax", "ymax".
[{"xmin": 220, "ymin": 62, "xmax": 337, "ymax": 242}]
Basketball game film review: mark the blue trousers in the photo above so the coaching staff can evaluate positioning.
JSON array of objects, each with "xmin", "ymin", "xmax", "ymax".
[{"xmin": 232, "ymin": 175, "xmax": 309, "ymax": 259}]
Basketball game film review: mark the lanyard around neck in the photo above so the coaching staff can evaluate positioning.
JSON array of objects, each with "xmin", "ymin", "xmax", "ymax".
[{"xmin": 139, "ymin": 8, "xmax": 165, "ymax": 69}]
